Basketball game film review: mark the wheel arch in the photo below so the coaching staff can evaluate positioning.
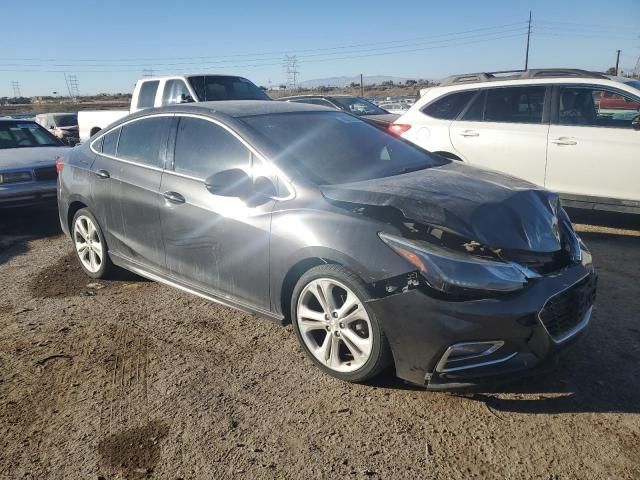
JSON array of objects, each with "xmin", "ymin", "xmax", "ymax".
[
  {"xmin": 67, "ymin": 199, "xmax": 89, "ymax": 232},
  {"xmin": 280, "ymin": 257, "xmax": 334, "ymax": 325}
]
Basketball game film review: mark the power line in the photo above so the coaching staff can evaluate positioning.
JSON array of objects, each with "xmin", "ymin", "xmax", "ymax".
[
  {"xmin": 0, "ymin": 31, "xmax": 529, "ymax": 74},
  {"xmin": 0, "ymin": 21, "xmax": 529, "ymax": 64}
]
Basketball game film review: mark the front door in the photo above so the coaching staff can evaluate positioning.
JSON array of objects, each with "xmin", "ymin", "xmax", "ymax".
[
  {"xmin": 450, "ymin": 85, "xmax": 550, "ymax": 185},
  {"xmin": 545, "ymin": 85, "xmax": 640, "ymax": 205},
  {"xmin": 159, "ymin": 116, "xmax": 273, "ymax": 310}
]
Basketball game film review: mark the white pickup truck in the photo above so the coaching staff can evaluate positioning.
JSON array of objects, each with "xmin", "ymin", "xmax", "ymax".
[{"xmin": 78, "ymin": 74, "xmax": 269, "ymax": 141}]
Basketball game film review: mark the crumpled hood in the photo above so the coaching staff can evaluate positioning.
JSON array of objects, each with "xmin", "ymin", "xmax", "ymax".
[
  {"xmin": 320, "ymin": 161, "xmax": 562, "ymax": 252},
  {"xmin": 0, "ymin": 146, "xmax": 70, "ymax": 170}
]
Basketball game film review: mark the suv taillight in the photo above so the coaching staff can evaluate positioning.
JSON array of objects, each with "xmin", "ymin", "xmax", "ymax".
[
  {"xmin": 388, "ymin": 124, "xmax": 411, "ymax": 135},
  {"xmin": 55, "ymin": 156, "xmax": 64, "ymax": 174}
]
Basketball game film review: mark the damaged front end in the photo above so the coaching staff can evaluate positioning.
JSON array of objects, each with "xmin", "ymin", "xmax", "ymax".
[{"xmin": 320, "ymin": 166, "xmax": 595, "ymax": 388}]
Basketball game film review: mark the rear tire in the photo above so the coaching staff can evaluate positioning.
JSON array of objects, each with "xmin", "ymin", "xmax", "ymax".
[
  {"xmin": 71, "ymin": 208, "xmax": 115, "ymax": 279},
  {"xmin": 291, "ymin": 264, "xmax": 392, "ymax": 383}
]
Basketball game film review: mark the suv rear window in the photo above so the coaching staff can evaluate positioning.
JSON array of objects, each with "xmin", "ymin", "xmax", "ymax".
[{"xmin": 422, "ymin": 91, "xmax": 475, "ymax": 119}]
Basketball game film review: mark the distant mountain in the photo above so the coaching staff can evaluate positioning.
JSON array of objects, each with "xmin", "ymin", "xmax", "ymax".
[{"xmin": 298, "ymin": 75, "xmax": 415, "ymax": 88}]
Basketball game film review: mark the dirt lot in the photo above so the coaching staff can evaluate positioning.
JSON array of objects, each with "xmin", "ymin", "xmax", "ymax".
[{"xmin": 0, "ymin": 206, "xmax": 639, "ymax": 479}]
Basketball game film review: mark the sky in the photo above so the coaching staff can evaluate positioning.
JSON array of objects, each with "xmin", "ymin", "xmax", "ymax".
[{"xmin": 2, "ymin": 0, "xmax": 639, "ymax": 97}]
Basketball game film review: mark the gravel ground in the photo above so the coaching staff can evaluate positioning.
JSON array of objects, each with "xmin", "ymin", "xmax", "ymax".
[{"xmin": 0, "ymin": 206, "xmax": 639, "ymax": 479}]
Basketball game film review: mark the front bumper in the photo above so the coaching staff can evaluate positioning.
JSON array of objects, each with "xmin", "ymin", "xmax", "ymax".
[
  {"xmin": 367, "ymin": 255, "xmax": 596, "ymax": 389},
  {"xmin": 0, "ymin": 181, "xmax": 57, "ymax": 208}
]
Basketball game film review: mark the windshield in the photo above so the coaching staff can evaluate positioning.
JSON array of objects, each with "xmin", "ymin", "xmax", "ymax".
[
  {"xmin": 242, "ymin": 111, "xmax": 441, "ymax": 185},
  {"xmin": 53, "ymin": 114, "xmax": 77, "ymax": 127},
  {"xmin": 188, "ymin": 75, "xmax": 270, "ymax": 101},
  {"xmin": 331, "ymin": 96, "xmax": 388, "ymax": 115},
  {"xmin": 0, "ymin": 121, "xmax": 63, "ymax": 149}
]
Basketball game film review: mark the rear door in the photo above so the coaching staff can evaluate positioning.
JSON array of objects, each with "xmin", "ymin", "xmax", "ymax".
[
  {"xmin": 114, "ymin": 115, "xmax": 172, "ymax": 270},
  {"xmin": 449, "ymin": 85, "xmax": 550, "ymax": 185},
  {"xmin": 545, "ymin": 85, "xmax": 640, "ymax": 205}
]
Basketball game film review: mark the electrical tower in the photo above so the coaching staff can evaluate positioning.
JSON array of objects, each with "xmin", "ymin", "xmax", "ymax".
[
  {"xmin": 64, "ymin": 73, "xmax": 80, "ymax": 100},
  {"xmin": 634, "ymin": 55, "xmax": 640, "ymax": 77},
  {"xmin": 11, "ymin": 81, "xmax": 21, "ymax": 98},
  {"xmin": 283, "ymin": 55, "xmax": 300, "ymax": 90},
  {"xmin": 142, "ymin": 68, "xmax": 154, "ymax": 78}
]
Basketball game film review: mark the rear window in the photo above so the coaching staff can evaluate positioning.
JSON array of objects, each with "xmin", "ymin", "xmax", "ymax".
[
  {"xmin": 116, "ymin": 117, "xmax": 169, "ymax": 167},
  {"xmin": 484, "ymin": 86, "xmax": 545, "ymax": 124},
  {"xmin": 53, "ymin": 114, "xmax": 77, "ymax": 127},
  {"xmin": 422, "ymin": 91, "xmax": 475, "ymax": 119},
  {"xmin": 188, "ymin": 76, "xmax": 270, "ymax": 101},
  {"xmin": 137, "ymin": 81, "xmax": 160, "ymax": 109}
]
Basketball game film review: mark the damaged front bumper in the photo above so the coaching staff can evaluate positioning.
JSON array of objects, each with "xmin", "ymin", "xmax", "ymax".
[{"xmin": 366, "ymin": 253, "xmax": 596, "ymax": 389}]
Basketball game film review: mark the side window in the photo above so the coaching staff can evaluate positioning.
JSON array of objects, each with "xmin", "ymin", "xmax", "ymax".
[
  {"xmin": 422, "ymin": 91, "xmax": 475, "ymax": 119},
  {"xmin": 462, "ymin": 91, "xmax": 486, "ymax": 121},
  {"xmin": 484, "ymin": 86, "xmax": 545, "ymax": 124},
  {"xmin": 116, "ymin": 117, "xmax": 169, "ymax": 167},
  {"xmin": 137, "ymin": 81, "xmax": 160, "ymax": 109},
  {"xmin": 102, "ymin": 128, "xmax": 120, "ymax": 156},
  {"xmin": 173, "ymin": 117, "xmax": 250, "ymax": 178},
  {"xmin": 162, "ymin": 80, "xmax": 191, "ymax": 106},
  {"xmin": 560, "ymin": 86, "xmax": 640, "ymax": 128}
]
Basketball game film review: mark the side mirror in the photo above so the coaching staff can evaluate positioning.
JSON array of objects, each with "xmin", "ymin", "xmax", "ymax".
[
  {"xmin": 205, "ymin": 169, "xmax": 277, "ymax": 204},
  {"xmin": 205, "ymin": 169, "xmax": 253, "ymax": 198},
  {"xmin": 632, "ymin": 115, "xmax": 640, "ymax": 131}
]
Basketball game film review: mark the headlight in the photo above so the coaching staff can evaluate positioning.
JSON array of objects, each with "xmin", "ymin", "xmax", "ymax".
[
  {"xmin": 0, "ymin": 171, "xmax": 33, "ymax": 184},
  {"xmin": 379, "ymin": 232, "xmax": 540, "ymax": 294}
]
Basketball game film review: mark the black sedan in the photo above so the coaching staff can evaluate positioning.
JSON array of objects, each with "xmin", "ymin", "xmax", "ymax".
[
  {"xmin": 278, "ymin": 94, "xmax": 399, "ymax": 127},
  {"xmin": 57, "ymin": 101, "xmax": 596, "ymax": 389}
]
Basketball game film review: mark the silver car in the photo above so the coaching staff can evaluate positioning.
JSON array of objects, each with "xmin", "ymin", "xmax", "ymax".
[{"xmin": 0, "ymin": 119, "xmax": 70, "ymax": 208}]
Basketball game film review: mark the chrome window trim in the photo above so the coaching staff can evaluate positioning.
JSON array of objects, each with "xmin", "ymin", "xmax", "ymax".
[{"xmin": 90, "ymin": 112, "xmax": 295, "ymax": 201}]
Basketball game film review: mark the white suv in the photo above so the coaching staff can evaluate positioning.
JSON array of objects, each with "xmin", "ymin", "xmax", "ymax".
[{"xmin": 392, "ymin": 69, "xmax": 640, "ymax": 214}]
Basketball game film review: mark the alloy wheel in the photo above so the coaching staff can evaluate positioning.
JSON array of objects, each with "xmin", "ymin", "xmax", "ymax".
[
  {"xmin": 296, "ymin": 278, "xmax": 373, "ymax": 373},
  {"xmin": 73, "ymin": 215, "xmax": 103, "ymax": 273}
]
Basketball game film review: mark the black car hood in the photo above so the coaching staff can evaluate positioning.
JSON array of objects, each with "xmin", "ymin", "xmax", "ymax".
[{"xmin": 320, "ymin": 161, "xmax": 562, "ymax": 252}]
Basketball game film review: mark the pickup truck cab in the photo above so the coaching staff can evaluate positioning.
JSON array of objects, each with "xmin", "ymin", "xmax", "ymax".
[{"xmin": 78, "ymin": 74, "xmax": 269, "ymax": 141}]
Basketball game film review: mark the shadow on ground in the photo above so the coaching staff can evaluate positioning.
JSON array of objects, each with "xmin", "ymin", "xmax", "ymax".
[{"xmin": 0, "ymin": 205, "xmax": 62, "ymax": 264}]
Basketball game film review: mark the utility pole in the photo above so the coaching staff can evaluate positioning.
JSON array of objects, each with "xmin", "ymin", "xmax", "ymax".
[
  {"xmin": 615, "ymin": 49, "xmax": 621, "ymax": 75},
  {"xmin": 524, "ymin": 11, "xmax": 532, "ymax": 70},
  {"xmin": 11, "ymin": 81, "xmax": 21, "ymax": 98},
  {"xmin": 360, "ymin": 73, "xmax": 364, "ymax": 97}
]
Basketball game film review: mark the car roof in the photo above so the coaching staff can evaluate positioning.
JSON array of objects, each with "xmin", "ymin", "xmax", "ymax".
[
  {"xmin": 0, "ymin": 118, "xmax": 36, "ymax": 123},
  {"xmin": 148, "ymin": 100, "xmax": 334, "ymax": 118}
]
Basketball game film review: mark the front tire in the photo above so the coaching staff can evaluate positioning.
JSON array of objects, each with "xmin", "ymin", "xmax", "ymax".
[
  {"xmin": 71, "ymin": 208, "xmax": 114, "ymax": 279},
  {"xmin": 291, "ymin": 265, "xmax": 392, "ymax": 383}
]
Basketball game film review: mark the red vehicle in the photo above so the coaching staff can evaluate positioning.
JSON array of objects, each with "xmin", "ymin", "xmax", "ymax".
[{"xmin": 596, "ymin": 90, "xmax": 640, "ymax": 110}]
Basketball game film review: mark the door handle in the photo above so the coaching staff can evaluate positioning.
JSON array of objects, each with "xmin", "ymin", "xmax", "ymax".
[
  {"xmin": 163, "ymin": 191, "xmax": 185, "ymax": 204},
  {"xmin": 459, "ymin": 130, "xmax": 479, "ymax": 137},
  {"xmin": 551, "ymin": 137, "xmax": 578, "ymax": 146},
  {"xmin": 94, "ymin": 169, "xmax": 110, "ymax": 179}
]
